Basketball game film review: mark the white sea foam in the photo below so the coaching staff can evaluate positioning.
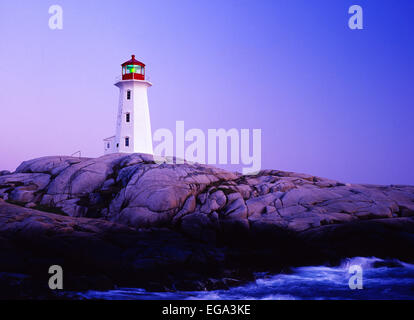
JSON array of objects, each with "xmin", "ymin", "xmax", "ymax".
[{"xmin": 76, "ymin": 257, "xmax": 414, "ymax": 300}]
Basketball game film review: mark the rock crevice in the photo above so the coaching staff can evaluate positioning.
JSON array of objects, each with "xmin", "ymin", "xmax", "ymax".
[
  {"xmin": 1, "ymin": 154, "xmax": 414, "ymax": 242},
  {"xmin": 1, "ymin": 154, "xmax": 414, "ymax": 295}
]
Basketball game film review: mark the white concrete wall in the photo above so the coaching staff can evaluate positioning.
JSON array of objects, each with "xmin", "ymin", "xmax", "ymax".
[
  {"xmin": 113, "ymin": 80, "xmax": 153, "ymax": 155},
  {"xmin": 103, "ymin": 136, "xmax": 116, "ymax": 155}
]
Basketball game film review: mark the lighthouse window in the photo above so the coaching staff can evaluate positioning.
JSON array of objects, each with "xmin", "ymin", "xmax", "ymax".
[
  {"xmin": 126, "ymin": 65, "xmax": 135, "ymax": 74},
  {"xmin": 125, "ymin": 137, "xmax": 130, "ymax": 147},
  {"xmin": 126, "ymin": 113, "xmax": 130, "ymax": 123},
  {"xmin": 127, "ymin": 90, "xmax": 131, "ymax": 100},
  {"xmin": 126, "ymin": 64, "xmax": 143, "ymax": 74}
]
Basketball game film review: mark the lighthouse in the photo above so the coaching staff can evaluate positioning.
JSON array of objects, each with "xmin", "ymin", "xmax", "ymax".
[{"xmin": 104, "ymin": 55, "xmax": 153, "ymax": 155}]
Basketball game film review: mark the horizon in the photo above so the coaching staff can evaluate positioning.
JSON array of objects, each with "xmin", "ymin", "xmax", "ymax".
[{"xmin": 0, "ymin": 0, "xmax": 413, "ymax": 185}]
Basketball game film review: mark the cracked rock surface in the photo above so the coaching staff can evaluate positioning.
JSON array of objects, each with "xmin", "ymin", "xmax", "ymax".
[
  {"xmin": 1, "ymin": 153, "xmax": 414, "ymax": 297},
  {"xmin": 1, "ymin": 153, "xmax": 414, "ymax": 239}
]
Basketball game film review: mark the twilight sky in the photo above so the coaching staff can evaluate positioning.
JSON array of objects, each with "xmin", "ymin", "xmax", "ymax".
[{"xmin": 0, "ymin": 0, "xmax": 413, "ymax": 184}]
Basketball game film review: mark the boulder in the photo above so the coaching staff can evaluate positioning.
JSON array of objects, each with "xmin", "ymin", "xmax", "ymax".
[
  {"xmin": 1, "ymin": 153, "xmax": 414, "ymax": 296},
  {"xmin": 2, "ymin": 153, "xmax": 414, "ymax": 235}
]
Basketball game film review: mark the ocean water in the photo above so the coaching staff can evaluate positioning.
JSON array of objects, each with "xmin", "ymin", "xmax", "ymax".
[{"xmin": 75, "ymin": 257, "xmax": 414, "ymax": 300}]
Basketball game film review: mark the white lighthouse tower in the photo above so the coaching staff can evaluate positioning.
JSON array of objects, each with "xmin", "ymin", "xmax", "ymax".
[{"xmin": 104, "ymin": 55, "xmax": 153, "ymax": 155}]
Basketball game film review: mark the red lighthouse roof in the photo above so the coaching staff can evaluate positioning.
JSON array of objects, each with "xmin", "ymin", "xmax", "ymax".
[
  {"xmin": 121, "ymin": 55, "xmax": 145, "ymax": 67},
  {"xmin": 121, "ymin": 55, "xmax": 146, "ymax": 80}
]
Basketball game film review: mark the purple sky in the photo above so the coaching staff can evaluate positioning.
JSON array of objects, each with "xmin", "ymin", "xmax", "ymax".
[{"xmin": 0, "ymin": 0, "xmax": 413, "ymax": 185}]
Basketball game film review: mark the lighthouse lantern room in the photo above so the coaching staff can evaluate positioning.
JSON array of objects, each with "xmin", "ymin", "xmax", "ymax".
[
  {"xmin": 104, "ymin": 55, "xmax": 153, "ymax": 155},
  {"xmin": 122, "ymin": 55, "xmax": 146, "ymax": 81}
]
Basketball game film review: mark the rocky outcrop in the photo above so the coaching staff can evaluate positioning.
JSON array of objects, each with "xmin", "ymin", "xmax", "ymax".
[
  {"xmin": 0, "ymin": 199, "xmax": 228, "ymax": 298},
  {"xmin": 2, "ymin": 154, "xmax": 414, "ymax": 241},
  {"xmin": 1, "ymin": 154, "xmax": 414, "ymax": 297}
]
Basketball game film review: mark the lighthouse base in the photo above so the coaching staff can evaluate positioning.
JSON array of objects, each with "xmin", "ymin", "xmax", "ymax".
[{"xmin": 103, "ymin": 136, "xmax": 116, "ymax": 155}]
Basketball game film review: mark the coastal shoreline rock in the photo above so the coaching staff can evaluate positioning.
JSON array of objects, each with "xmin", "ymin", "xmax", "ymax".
[{"xmin": 1, "ymin": 154, "xmax": 414, "ymax": 298}]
